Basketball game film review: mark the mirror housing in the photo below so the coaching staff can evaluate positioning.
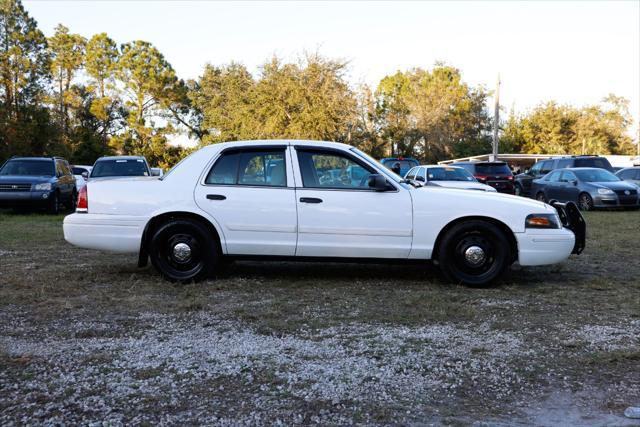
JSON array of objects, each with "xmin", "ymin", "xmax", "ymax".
[
  {"xmin": 570, "ymin": 179, "xmax": 578, "ymax": 186},
  {"xmin": 81, "ymin": 171, "xmax": 89, "ymax": 180},
  {"xmin": 367, "ymin": 174, "xmax": 390, "ymax": 191},
  {"xmin": 150, "ymin": 167, "xmax": 163, "ymax": 177},
  {"xmin": 415, "ymin": 175, "xmax": 425, "ymax": 182}
]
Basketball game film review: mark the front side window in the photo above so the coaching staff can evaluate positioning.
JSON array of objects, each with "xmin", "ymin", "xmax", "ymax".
[
  {"xmin": 0, "ymin": 160, "xmax": 54, "ymax": 176},
  {"xmin": 617, "ymin": 169, "xmax": 635, "ymax": 180},
  {"xmin": 546, "ymin": 170, "xmax": 562, "ymax": 182},
  {"xmin": 297, "ymin": 149, "xmax": 373, "ymax": 189},
  {"xmin": 205, "ymin": 149, "xmax": 287, "ymax": 187},
  {"xmin": 529, "ymin": 162, "xmax": 542, "ymax": 176},
  {"xmin": 405, "ymin": 167, "xmax": 417, "ymax": 180},
  {"xmin": 560, "ymin": 171, "xmax": 577, "ymax": 182},
  {"xmin": 574, "ymin": 169, "xmax": 620, "ymax": 183}
]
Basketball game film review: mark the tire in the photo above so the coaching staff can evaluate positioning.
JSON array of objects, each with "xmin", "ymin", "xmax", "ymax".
[
  {"xmin": 514, "ymin": 183, "xmax": 523, "ymax": 197},
  {"xmin": 536, "ymin": 192, "xmax": 546, "ymax": 203},
  {"xmin": 68, "ymin": 190, "xmax": 77, "ymax": 211},
  {"xmin": 149, "ymin": 219, "xmax": 218, "ymax": 283},
  {"xmin": 578, "ymin": 192, "xmax": 594, "ymax": 211},
  {"xmin": 47, "ymin": 192, "xmax": 60, "ymax": 215},
  {"xmin": 437, "ymin": 220, "xmax": 511, "ymax": 287}
]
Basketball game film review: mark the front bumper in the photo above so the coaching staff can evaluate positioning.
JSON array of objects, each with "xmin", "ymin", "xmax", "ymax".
[
  {"xmin": 593, "ymin": 194, "xmax": 639, "ymax": 208},
  {"xmin": 63, "ymin": 213, "xmax": 146, "ymax": 253},
  {"xmin": 0, "ymin": 190, "xmax": 53, "ymax": 208}
]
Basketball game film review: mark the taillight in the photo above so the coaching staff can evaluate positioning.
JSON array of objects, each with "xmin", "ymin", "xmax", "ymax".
[
  {"xmin": 77, "ymin": 185, "xmax": 88, "ymax": 212},
  {"xmin": 476, "ymin": 175, "xmax": 487, "ymax": 182},
  {"xmin": 507, "ymin": 175, "xmax": 514, "ymax": 180}
]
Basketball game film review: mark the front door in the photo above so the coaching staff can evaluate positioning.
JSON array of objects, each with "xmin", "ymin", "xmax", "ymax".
[
  {"xmin": 292, "ymin": 147, "xmax": 413, "ymax": 258},
  {"xmin": 194, "ymin": 147, "xmax": 298, "ymax": 256},
  {"xmin": 559, "ymin": 170, "xmax": 580, "ymax": 203}
]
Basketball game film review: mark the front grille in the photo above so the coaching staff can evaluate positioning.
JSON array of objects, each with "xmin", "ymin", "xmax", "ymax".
[
  {"xmin": 619, "ymin": 197, "xmax": 638, "ymax": 205},
  {"xmin": 614, "ymin": 189, "xmax": 637, "ymax": 196},
  {"xmin": 0, "ymin": 183, "xmax": 31, "ymax": 192}
]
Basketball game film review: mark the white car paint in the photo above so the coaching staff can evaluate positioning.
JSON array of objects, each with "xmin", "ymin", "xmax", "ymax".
[
  {"xmin": 71, "ymin": 165, "xmax": 92, "ymax": 190},
  {"xmin": 63, "ymin": 140, "xmax": 577, "ymax": 275}
]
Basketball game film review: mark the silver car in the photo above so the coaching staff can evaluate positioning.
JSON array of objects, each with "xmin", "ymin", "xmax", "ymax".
[
  {"xmin": 615, "ymin": 167, "xmax": 640, "ymax": 188},
  {"xmin": 405, "ymin": 165, "xmax": 497, "ymax": 192}
]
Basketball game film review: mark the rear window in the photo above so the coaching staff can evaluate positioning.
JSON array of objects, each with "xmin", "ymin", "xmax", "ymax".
[
  {"xmin": 474, "ymin": 163, "xmax": 511, "ymax": 175},
  {"xmin": 91, "ymin": 159, "xmax": 149, "ymax": 178},
  {"xmin": 0, "ymin": 160, "xmax": 54, "ymax": 176},
  {"xmin": 72, "ymin": 167, "xmax": 89, "ymax": 175},
  {"xmin": 574, "ymin": 158, "xmax": 612, "ymax": 171}
]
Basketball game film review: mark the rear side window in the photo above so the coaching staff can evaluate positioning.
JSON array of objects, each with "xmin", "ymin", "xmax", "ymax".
[
  {"xmin": 574, "ymin": 157, "xmax": 613, "ymax": 171},
  {"xmin": 539, "ymin": 160, "xmax": 554, "ymax": 174},
  {"xmin": 205, "ymin": 149, "xmax": 287, "ymax": 187},
  {"xmin": 556, "ymin": 159, "xmax": 572, "ymax": 169},
  {"xmin": 475, "ymin": 163, "xmax": 511, "ymax": 175}
]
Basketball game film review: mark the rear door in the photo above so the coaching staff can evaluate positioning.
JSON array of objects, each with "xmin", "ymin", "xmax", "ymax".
[
  {"xmin": 194, "ymin": 146, "xmax": 298, "ymax": 256},
  {"xmin": 293, "ymin": 146, "xmax": 413, "ymax": 258}
]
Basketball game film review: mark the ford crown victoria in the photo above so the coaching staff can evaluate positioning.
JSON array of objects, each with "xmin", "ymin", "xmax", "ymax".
[{"xmin": 63, "ymin": 140, "xmax": 586, "ymax": 286}]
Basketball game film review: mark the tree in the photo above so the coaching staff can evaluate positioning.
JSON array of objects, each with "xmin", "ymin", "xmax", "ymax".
[
  {"xmin": 48, "ymin": 24, "xmax": 85, "ymax": 137},
  {"xmin": 375, "ymin": 65, "xmax": 491, "ymax": 163},
  {"xmin": 115, "ymin": 40, "xmax": 184, "ymax": 166},
  {"xmin": 0, "ymin": 0, "xmax": 51, "ymax": 160}
]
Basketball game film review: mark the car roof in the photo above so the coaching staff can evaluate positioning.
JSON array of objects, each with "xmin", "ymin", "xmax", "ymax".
[
  {"xmin": 418, "ymin": 164, "xmax": 465, "ymax": 169},
  {"xmin": 96, "ymin": 155, "xmax": 147, "ymax": 161},
  {"xmin": 452, "ymin": 161, "xmax": 507, "ymax": 165},
  {"xmin": 198, "ymin": 139, "xmax": 354, "ymax": 153},
  {"xmin": 8, "ymin": 157, "xmax": 55, "ymax": 161},
  {"xmin": 562, "ymin": 167, "xmax": 611, "ymax": 171}
]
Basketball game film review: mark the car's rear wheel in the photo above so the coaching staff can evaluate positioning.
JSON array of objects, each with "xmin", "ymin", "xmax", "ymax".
[
  {"xmin": 438, "ymin": 220, "xmax": 510, "ymax": 287},
  {"xmin": 578, "ymin": 192, "xmax": 594, "ymax": 211},
  {"xmin": 149, "ymin": 219, "xmax": 217, "ymax": 282},
  {"xmin": 536, "ymin": 192, "xmax": 546, "ymax": 203}
]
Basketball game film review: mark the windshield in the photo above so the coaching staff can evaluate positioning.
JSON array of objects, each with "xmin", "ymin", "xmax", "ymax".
[
  {"xmin": 475, "ymin": 163, "xmax": 511, "ymax": 175},
  {"xmin": 91, "ymin": 159, "xmax": 149, "ymax": 178},
  {"xmin": 350, "ymin": 148, "xmax": 403, "ymax": 183},
  {"xmin": 382, "ymin": 159, "xmax": 418, "ymax": 170},
  {"xmin": 427, "ymin": 167, "xmax": 476, "ymax": 182},
  {"xmin": 574, "ymin": 169, "xmax": 620, "ymax": 182},
  {"xmin": 0, "ymin": 160, "xmax": 54, "ymax": 176}
]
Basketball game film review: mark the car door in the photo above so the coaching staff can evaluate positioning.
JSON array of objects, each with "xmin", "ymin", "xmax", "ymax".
[
  {"xmin": 293, "ymin": 146, "xmax": 413, "ymax": 259},
  {"xmin": 193, "ymin": 146, "xmax": 298, "ymax": 256},
  {"xmin": 559, "ymin": 170, "xmax": 580, "ymax": 203},
  {"xmin": 55, "ymin": 160, "xmax": 72, "ymax": 198},
  {"xmin": 543, "ymin": 170, "xmax": 563, "ymax": 200}
]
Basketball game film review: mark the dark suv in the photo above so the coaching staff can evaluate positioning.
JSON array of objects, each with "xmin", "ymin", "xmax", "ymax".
[
  {"xmin": 0, "ymin": 156, "xmax": 77, "ymax": 214},
  {"xmin": 451, "ymin": 161, "xmax": 515, "ymax": 194},
  {"xmin": 515, "ymin": 155, "xmax": 614, "ymax": 197}
]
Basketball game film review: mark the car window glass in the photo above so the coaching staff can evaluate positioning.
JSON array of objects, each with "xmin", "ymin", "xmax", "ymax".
[
  {"xmin": 540, "ymin": 161, "xmax": 553, "ymax": 174},
  {"xmin": 91, "ymin": 159, "xmax": 150, "ymax": 178},
  {"xmin": 561, "ymin": 171, "xmax": 577, "ymax": 182},
  {"xmin": 72, "ymin": 167, "xmax": 88, "ymax": 175},
  {"xmin": 297, "ymin": 150, "xmax": 373, "ymax": 189},
  {"xmin": 419, "ymin": 167, "xmax": 427, "ymax": 180},
  {"xmin": 556, "ymin": 159, "xmax": 572, "ymax": 169},
  {"xmin": 0, "ymin": 160, "xmax": 54, "ymax": 176},
  {"xmin": 405, "ymin": 167, "xmax": 416, "ymax": 180},
  {"xmin": 238, "ymin": 151, "xmax": 286, "ymax": 187},
  {"xmin": 529, "ymin": 162, "xmax": 542, "ymax": 175},
  {"xmin": 574, "ymin": 158, "xmax": 612, "ymax": 170},
  {"xmin": 206, "ymin": 152, "xmax": 239, "ymax": 184},
  {"xmin": 546, "ymin": 170, "xmax": 561, "ymax": 182}
]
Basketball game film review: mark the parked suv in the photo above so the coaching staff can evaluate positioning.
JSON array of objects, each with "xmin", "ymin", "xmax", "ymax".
[
  {"xmin": 0, "ymin": 156, "xmax": 77, "ymax": 214},
  {"xmin": 450, "ymin": 161, "xmax": 515, "ymax": 194},
  {"xmin": 515, "ymin": 155, "xmax": 614, "ymax": 197}
]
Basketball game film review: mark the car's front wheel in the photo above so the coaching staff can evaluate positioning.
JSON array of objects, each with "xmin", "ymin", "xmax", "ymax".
[
  {"xmin": 438, "ymin": 220, "xmax": 510, "ymax": 287},
  {"xmin": 149, "ymin": 219, "xmax": 218, "ymax": 282},
  {"xmin": 47, "ymin": 192, "xmax": 60, "ymax": 215},
  {"xmin": 578, "ymin": 192, "xmax": 594, "ymax": 211}
]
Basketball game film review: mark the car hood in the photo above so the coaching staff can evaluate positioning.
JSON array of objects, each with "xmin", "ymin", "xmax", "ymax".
[
  {"xmin": 427, "ymin": 181, "xmax": 496, "ymax": 191},
  {"xmin": 0, "ymin": 175, "xmax": 53, "ymax": 184},
  {"xmin": 587, "ymin": 181, "xmax": 637, "ymax": 191}
]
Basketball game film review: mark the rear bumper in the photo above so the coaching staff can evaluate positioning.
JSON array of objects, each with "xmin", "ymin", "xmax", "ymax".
[
  {"xmin": 63, "ymin": 213, "xmax": 146, "ymax": 253},
  {"xmin": 0, "ymin": 190, "xmax": 54, "ymax": 207}
]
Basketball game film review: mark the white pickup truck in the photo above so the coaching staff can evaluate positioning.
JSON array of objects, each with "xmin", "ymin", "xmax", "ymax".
[{"xmin": 63, "ymin": 140, "xmax": 585, "ymax": 286}]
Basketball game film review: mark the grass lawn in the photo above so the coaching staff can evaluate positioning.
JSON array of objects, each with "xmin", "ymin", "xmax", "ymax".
[{"xmin": 0, "ymin": 210, "xmax": 639, "ymax": 425}]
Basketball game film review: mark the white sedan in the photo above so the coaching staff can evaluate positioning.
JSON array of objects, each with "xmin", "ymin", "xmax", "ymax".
[
  {"xmin": 63, "ymin": 140, "xmax": 585, "ymax": 286},
  {"xmin": 405, "ymin": 165, "xmax": 497, "ymax": 192}
]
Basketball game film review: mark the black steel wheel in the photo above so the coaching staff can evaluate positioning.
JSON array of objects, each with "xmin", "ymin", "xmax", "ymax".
[
  {"xmin": 149, "ymin": 219, "xmax": 217, "ymax": 282},
  {"xmin": 438, "ymin": 220, "xmax": 510, "ymax": 287},
  {"xmin": 578, "ymin": 192, "xmax": 594, "ymax": 211},
  {"xmin": 536, "ymin": 192, "xmax": 546, "ymax": 203}
]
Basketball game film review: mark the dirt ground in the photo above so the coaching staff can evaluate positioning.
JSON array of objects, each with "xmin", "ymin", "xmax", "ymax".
[{"xmin": 1, "ymin": 210, "xmax": 639, "ymax": 426}]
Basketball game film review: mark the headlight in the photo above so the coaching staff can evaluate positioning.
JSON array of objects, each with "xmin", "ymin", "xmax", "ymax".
[
  {"xmin": 525, "ymin": 213, "xmax": 561, "ymax": 229},
  {"xmin": 33, "ymin": 183, "xmax": 52, "ymax": 191},
  {"xmin": 597, "ymin": 188, "xmax": 614, "ymax": 195}
]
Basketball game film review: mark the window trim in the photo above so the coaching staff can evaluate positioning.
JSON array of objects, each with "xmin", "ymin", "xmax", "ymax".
[
  {"xmin": 202, "ymin": 146, "xmax": 289, "ymax": 188},
  {"xmin": 293, "ymin": 146, "xmax": 398, "ymax": 192}
]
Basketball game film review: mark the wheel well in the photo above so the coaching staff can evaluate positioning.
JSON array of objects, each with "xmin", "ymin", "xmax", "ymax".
[
  {"xmin": 431, "ymin": 216, "xmax": 518, "ymax": 263},
  {"xmin": 138, "ymin": 211, "xmax": 223, "ymax": 267}
]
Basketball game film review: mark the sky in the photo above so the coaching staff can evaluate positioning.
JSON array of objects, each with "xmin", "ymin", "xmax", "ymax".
[{"xmin": 24, "ymin": 0, "xmax": 640, "ymax": 145}]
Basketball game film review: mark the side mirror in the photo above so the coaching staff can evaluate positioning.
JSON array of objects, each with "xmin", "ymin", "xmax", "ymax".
[
  {"xmin": 150, "ymin": 167, "xmax": 163, "ymax": 177},
  {"xmin": 416, "ymin": 175, "xmax": 425, "ymax": 182},
  {"xmin": 570, "ymin": 179, "xmax": 578, "ymax": 186},
  {"xmin": 367, "ymin": 174, "xmax": 390, "ymax": 191},
  {"xmin": 81, "ymin": 171, "xmax": 89, "ymax": 180}
]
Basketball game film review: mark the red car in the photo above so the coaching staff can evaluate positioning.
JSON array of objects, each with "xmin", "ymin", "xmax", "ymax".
[{"xmin": 451, "ymin": 161, "xmax": 515, "ymax": 194}]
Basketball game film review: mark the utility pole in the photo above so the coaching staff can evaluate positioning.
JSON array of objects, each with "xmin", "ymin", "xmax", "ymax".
[{"xmin": 492, "ymin": 74, "xmax": 500, "ymax": 162}]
